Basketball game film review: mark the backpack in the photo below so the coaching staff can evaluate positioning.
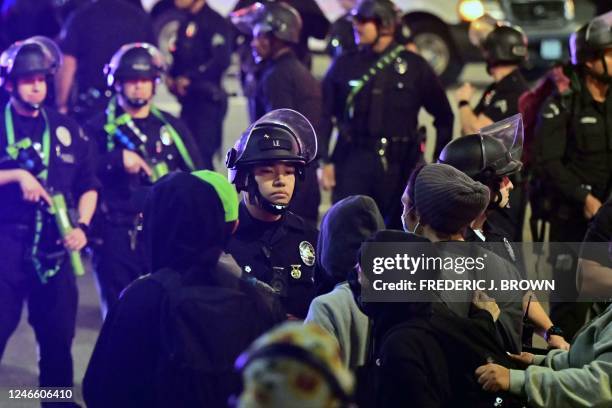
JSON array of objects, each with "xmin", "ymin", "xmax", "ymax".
[{"xmin": 150, "ymin": 268, "xmax": 276, "ymax": 407}]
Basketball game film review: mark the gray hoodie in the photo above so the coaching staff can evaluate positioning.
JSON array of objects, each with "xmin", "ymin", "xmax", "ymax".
[{"xmin": 305, "ymin": 195, "xmax": 384, "ymax": 369}]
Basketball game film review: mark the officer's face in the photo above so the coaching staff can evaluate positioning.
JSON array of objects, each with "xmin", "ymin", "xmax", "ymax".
[
  {"xmin": 498, "ymin": 176, "xmax": 513, "ymax": 208},
  {"xmin": 352, "ymin": 18, "xmax": 378, "ymax": 45},
  {"xmin": 11, "ymin": 74, "xmax": 47, "ymax": 105},
  {"xmin": 120, "ymin": 78, "xmax": 154, "ymax": 102},
  {"xmin": 252, "ymin": 163, "xmax": 296, "ymax": 205},
  {"xmin": 251, "ymin": 33, "xmax": 272, "ymax": 62}
]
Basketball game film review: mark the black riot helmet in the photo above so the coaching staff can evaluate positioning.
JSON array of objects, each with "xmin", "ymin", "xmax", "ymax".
[
  {"xmin": 231, "ymin": 2, "xmax": 302, "ymax": 44},
  {"xmin": 570, "ymin": 12, "xmax": 612, "ymax": 83},
  {"xmin": 226, "ymin": 109, "xmax": 317, "ymax": 215},
  {"xmin": 351, "ymin": 0, "xmax": 398, "ymax": 30},
  {"xmin": 469, "ymin": 16, "xmax": 527, "ymax": 68},
  {"xmin": 438, "ymin": 114, "xmax": 523, "ymax": 208},
  {"xmin": 104, "ymin": 43, "xmax": 166, "ymax": 107},
  {"xmin": 0, "ymin": 36, "xmax": 62, "ymax": 111}
]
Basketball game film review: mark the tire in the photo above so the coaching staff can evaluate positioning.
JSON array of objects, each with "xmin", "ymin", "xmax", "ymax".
[
  {"xmin": 407, "ymin": 19, "xmax": 464, "ymax": 86},
  {"xmin": 152, "ymin": 8, "xmax": 186, "ymax": 66}
]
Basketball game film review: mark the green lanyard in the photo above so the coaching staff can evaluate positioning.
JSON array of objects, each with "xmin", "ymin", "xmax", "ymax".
[
  {"xmin": 104, "ymin": 97, "xmax": 195, "ymax": 171},
  {"xmin": 4, "ymin": 102, "xmax": 58, "ymax": 283},
  {"xmin": 345, "ymin": 44, "xmax": 405, "ymax": 120}
]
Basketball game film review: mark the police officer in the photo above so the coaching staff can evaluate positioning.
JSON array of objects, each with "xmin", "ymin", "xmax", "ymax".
[
  {"xmin": 326, "ymin": 0, "xmax": 358, "ymax": 59},
  {"xmin": 231, "ymin": 2, "xmax": 321, "ymax": 224},
  {"xmin": 225, "ymin": 109, "xmax": 318, "ymax": 319},
  {"xmin": 318, "ymin": 0, "xmax": 454, "ymax": 229},
  {"xmin": 168, "ymin": 0, "xmax": 232, "ymax": 170},
  {"xmin": 439, "ymin": 116, "xmax": 570, "ymax": 350},
  {"xmin": 533, "ymin": 12, "xmax": 612, "ymax": 340},
  {"xmin": 85, "ymin": 43, "xmax": 203, "ymax": 318},
  {"xmin": 55, "ymin": 0, "xmax": 154, "ymax": 121},
  {"xmin": 455, "ymin": 18, "xmax": 530, "ymax": 241},
  {"xmin": 0, "ymin": 36, "xmax": 99, "ymax": 394}
]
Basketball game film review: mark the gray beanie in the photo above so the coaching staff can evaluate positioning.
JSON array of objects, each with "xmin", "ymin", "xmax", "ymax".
[{"xmin": 414, "ymin": 163, "xmax": 490, "ymax": 234}]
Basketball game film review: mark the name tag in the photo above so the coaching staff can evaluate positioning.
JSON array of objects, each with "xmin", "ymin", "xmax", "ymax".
[
  {"xmin": 580, "ymin": 116, "xmax": 597, "ymax": 124},
  {"xmin": 59, "ymin": 154, "xmax": 75, "ymax": 164}
]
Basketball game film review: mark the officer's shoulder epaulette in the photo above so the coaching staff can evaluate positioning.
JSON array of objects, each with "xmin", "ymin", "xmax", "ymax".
[{"xmin": 284, "ymin": 211, "xmax": 318, "ymax": 234}]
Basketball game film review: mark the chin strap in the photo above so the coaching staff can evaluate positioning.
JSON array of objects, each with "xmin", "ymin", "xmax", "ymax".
[{"xmin": 11, "ymin": 89, "xmax": 41, "ymax": 112}]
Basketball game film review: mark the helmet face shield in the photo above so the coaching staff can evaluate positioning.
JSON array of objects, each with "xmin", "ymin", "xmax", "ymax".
[
  {"xmin": 585, "ymin": 11, "xmax": 612, "ymax": 47},
  {"xmin": 468, "ymin": 14, "xmax": 499, "ymax": 48},
  {"xmin": 105, "ymin": 43, "xmax": 166, "ymax": 87},
  {"xmin": 479, "ymin": 113, "xmax": 524, "ymax": 174},
  {"xmin": 0, "ymin": 36, "xmax": 62, "ymax": 86},
  {"xmin": 230, "ymin": 109, "xmax": 317, "ymax": 167},
  {"xmin": 230, "ymin": 2, "xmax": 266, "ymax": 36}
]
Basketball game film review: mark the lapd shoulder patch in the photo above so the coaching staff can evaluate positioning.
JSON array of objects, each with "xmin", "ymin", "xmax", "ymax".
[{"xmin": 299, "ymin": 241, "xmax": 315, "ymax": 266}]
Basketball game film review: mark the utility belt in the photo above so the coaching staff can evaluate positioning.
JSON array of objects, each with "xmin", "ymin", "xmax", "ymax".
[
  {"xmin": 97, "ymin": 211, "xmax": 143, "ymax": 251},
  {"xmin": 0, "ymin": 223, "xmax": 67, "ymax": 265}
]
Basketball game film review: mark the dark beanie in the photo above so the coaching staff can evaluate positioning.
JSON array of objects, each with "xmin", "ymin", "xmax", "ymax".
[{"xmin": 414, "ymin": 163, "xmax": 490, "ymax": 234}]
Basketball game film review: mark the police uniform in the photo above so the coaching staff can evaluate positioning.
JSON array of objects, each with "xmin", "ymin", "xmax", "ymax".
[
  {"xmin": 320, "ymin": 44, "xmax": 454, "ymax": 228},
  {"xmin": 227, "ymin": 203, "xmax": 318, "ymax": 319},
  {"xmin": 474, "ymin": 69, "xmax": 529, "ymax": 242},
  {"xmin": 0, "ymin": 104, "xmax": 99, "ymax": 388},
  {"xmin": 170, "ymin": 3, "xmax": 231, "ymax": 170},
  {"xmin": 58, "ymin": 0, "xmax": 154, "ymax": 120},
  {"xmin": 534, "ymin": 73, "xmax": 612, "ymax": 338},
  {"xmin": 326, "ymin": 13, "xmax": 357, "ymax": 59},
  {"xmin": 249, "ymin": 50, "xmax": 321, "ymax": 224},
  {"xmin": 85, "ymin": 101, "xmax": 202, "ymax": 316}
]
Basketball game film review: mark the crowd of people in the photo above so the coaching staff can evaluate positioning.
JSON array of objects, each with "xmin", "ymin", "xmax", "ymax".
[{"xmin": 0, "ymin": 0, "xmax": 610, "ymax": 407}]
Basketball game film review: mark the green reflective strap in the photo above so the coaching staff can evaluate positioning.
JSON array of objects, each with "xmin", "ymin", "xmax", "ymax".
[
  {"xmin": 344, "ymin": 45, "xmax": 405, "ymax": 118},
  {"xmin": 151, "ymin": 106, "xmax": 195, "ymax": 171},
  {"xmin": 4, "ymin": 103, "xmax": 57, "ymax": 283}
]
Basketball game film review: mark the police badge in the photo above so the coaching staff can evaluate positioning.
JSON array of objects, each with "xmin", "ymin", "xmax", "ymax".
[
  {"xmin": 299, "ymin": 241, "xmax": 315, "ymax": 266},
  {"xmin": 394, "ymin": 57, "xmax": 408, "ymax": 75}
]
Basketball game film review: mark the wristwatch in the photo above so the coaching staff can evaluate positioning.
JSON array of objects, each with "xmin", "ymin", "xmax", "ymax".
[
  {"xmin": 78, "ymin": 222, "xmax": 90, "ymax": 236},
  {"xmin": 545, "ymin": 325, "xmax": 564, "ymax": 342}
]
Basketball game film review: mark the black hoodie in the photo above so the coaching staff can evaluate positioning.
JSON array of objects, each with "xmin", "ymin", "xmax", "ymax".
[{"xmin": 84, "ymin": 172, "xmax": 281, "ymax": 408}]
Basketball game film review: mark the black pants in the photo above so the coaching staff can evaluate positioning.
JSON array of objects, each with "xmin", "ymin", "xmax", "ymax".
[
  {"xmin": 92, "ymin": 220, "xmax": 147, "ymax": 319},
  {"xmin": 548, "ymin": 207, "xmax": 591, "ymax": 341},
  {"xmin": 181, "ymin": 97, "xmax": 228, "ymax": 170},
  {"xmin": 0, "ymin": 227, "xmax": 78, "ymax": 389},
  {"xmin": 333, "ymin": 144, "xmax": 421, "ymax": 229}
]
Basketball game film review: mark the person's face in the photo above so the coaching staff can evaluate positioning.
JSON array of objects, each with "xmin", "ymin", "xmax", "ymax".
[
  {"xmin": 498, "ymin": 176, "xmax": 513, "ymax": 208},
  {"xmin": 120, "ymin": 78, "xmax": 154, "ymax": 102},
  {"xmin": 251, "ymin": 32, "xmax": 272, "ymax": 62},
  {"xmin": 253, "ymin": 163, "xmax": 296, "ymax": 206},
  {"xmin": 9, "ymin": 73, "xmax": 47, "ymax": 105},
  {"xmin": 401, "ymin": 188, "xmax": 419, "ymax": 234},
  {"xmin": 352, "ymin": 17, "xmax": 378, "ymax": 45},
  {"xmin": 586, "ymin": 48, "xmax": 612, "ymax": 78}
]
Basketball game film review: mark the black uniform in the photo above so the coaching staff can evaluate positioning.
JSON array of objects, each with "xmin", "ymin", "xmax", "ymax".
[
  {"xmin": 473, "ymin": 69, "xmax": 529, "ymax": 242},
  {"xmin": 320, "ymin": 43, "xmax": 454, "ymax": 228},
  {"xmin": 0, "ymin": 105, "xmax": 99, "ymax": 388},
  {"xmin": 58, "ymin": 0, "xmax": 154, "ymax": 120},
  {"xmin": 226, "ymin": 203, "xmax": 318, "ymax": 319},
  {"xmin": 170, "ymin": 3, "xmax": 231, "ymax": 170},
  {"xmin": 533, "ymin": 73, "xmax": 612, "ymax": 339},
  {"xmin": 250, "ymin": 50, "xmax": 321, "ymax": 224},
  {"xmin": 85, "ymin": 105, "xmax": 202, "ymax": 317},
  {"xmin": 326, "ymin": 13, "xmax": 357, "ymax": 59}
]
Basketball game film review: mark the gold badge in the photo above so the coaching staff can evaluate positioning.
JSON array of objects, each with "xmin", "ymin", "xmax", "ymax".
[
  {"xmin": 56, "ymin": 126, "xmax": 72, "ymax": 147},
  {"xmin": 160, "ymin": 126, "xmax": 172, "ymax": 146},
  {"xmin": 394, "ymin": 57, "xmax": 407, "ymax": 75},
  {"xmin": 290, "ymin": 265, "xmax": 302, "ymax": 279},
  {"xmin": 299, "ymin": 241, "xmax": 315, "ymax": 267}
]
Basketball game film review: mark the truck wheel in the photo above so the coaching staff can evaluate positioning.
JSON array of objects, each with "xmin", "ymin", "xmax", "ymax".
[{"xmin": 408, "ymin": 20, "xmax": 464, "ymax": 86}]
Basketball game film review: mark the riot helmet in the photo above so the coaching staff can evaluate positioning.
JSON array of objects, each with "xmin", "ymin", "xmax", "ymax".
[
  {"xmin": 570, "ymin": 12, "xmax": 612, "ymax": 83},
  {"xmin": 231, "ymin": 2, "xmax": 302, "ymax": 45},
  {"xmin": 104, "ymin": 43, "xmax": 166, "ymax": 108},
  {"xmin": 226, "ymin": 109, "xmax": 317, "ymax": 215},
  {"xmin": 351, "ymin": 0, "xmax": 397, "ymax": 30},
  {"xmin": 438, "ymin": 114, "xmax": 523, "ymax": 208},
  {"xmin": 469, "ymin": 16, "xmax": 527, "ymax": 69},
  {"xmin": 0, "ymin": 36, "xmax": 62, "ymax": 111}
]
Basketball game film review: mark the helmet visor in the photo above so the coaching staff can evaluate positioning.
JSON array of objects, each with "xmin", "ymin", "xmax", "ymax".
[
  {"xmin": 234, "ymin": 109, "xmax": 318, "ymax": 165},
  {"xmin": 479, "ymin": 113, "xmax": 524, "ymax": 173},
  {"xmin": 468, "ymin": 14, "xmax": 498, "ymax": 48},
  {"xmin": 230, "ymin": 2, "xmax": 266, "ymax": 35},
  {"xmin": 23, "ymin": 36, "xmax": 63, "ymax": 72},
  {"xmin": 585, "ymin": 11, "xmax": 612, "ymax": 47}
]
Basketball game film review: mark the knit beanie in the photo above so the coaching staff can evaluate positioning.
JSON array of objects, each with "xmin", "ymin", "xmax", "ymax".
[{"xmin": 414, "ymin": 163, "xmax": 490, "ymax": 234}]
